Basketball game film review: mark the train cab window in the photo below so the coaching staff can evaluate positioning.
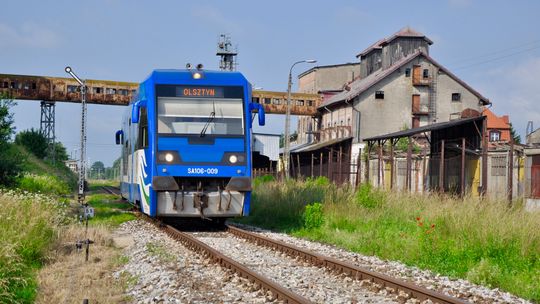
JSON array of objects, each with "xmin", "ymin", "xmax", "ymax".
[{"xmin": 137, "ymin": 107, "xmax": 149, "ymax": 149}]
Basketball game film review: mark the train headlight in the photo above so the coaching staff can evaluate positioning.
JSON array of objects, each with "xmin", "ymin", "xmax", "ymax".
[
  {"xmin": 229, "ymin": 155, "xmax": 238, "ymax": 164},
  {"xmin": 165, "ymin": 153, "xmax": 174, "ymax": 162},
  {"xmin": 193, "ymin": 72, "xmax": 202, "ymax": 79}
]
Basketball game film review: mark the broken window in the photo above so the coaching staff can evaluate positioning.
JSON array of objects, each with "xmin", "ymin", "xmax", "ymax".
[
  {"xmin": 297, "ymin": 100, "xmax": 304, "ymax": 106},
  {"xmin": 375, "ymin": 91, "xmax": 384, "ymax": 99},
  {"xmin": 67, "ymin": 85, "xmax": 78, "ymax": 93},
  {"xmin": 31, "ymin": 83, "xmax": 37, "ymax": 90},
  {"xmin": 93, "ymin": 87, "xmax": 103, "ymax": 94},
  {"xmin": 451, "ymin": 93, "xmax": 461, "ymax": 102}
]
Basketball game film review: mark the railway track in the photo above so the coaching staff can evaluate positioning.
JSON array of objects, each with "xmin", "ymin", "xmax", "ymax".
[
  {"xmin": 101, "ymin": 185, "xmax": 121, "ymax": 195},
  {"xmin": 102, "ymin": 187, "xmax": 467, "ymax": 303}
]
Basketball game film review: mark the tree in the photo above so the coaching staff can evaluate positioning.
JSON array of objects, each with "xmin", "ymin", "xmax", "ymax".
[
  {"xmin": 90, "ymin": 161, "xmax": 105, "ymax": 179},
  {"xmin": 0, "ymin": 93, "xmax": 15, "ymax": 144},
  {"xmin": 509, "ymin": 123, "xmax": 521, "ymax": 144},
  {"xmin": 51, "ymin": 142, "xmax": 69, "ymax": 162},
  {"xmin": 0, "ymin": 93, "xmax": 22, "ymax": 185},
  {"xmin": 15, "ymin": 128, "xmax": 48, "ymax": 159}
]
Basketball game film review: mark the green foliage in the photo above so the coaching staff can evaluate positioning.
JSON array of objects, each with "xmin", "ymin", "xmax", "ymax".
[
  {"xmin": 0, "ymin": 143, "xmax": 24, "ymax": 186},
  {"xmin": 15, "ymin": 128, "xmax": 48, "ymax": 159},
  {"xmin": 509, "ymin": 123, "xmax": 521, "ymax": 144},
  {"xmin": 467, "ymin": 258, "xmax": 502, "ymax": 288},
  {"xmin": 87, "ymin": 193, "xmax": 135, "ymax": 227},
  {"xmin": 302, "ymin": 202, "xmax": 324, "ymax": 229},
  {"xmin": 355, "ymin": 183, "xmax": 383, "ymax": 208},
  {"xmin": 0, "ymin": 190, "xmax": 69, "ymax": 303},
  {"xmin": 253, "ymin": 174, "xmax": 275, "ymax": 187},
  {"xmin": 17, "ymin": 173, "xmax": 70, "ymax": 195},
  {"xmin": 305, "ymin": 176, "xmax": 330, "ymax": 187},
  {"xmin": 242, "ymin": 180, "xmax": 540, "ymax": 301},
  {"xmin": 52, "ymin": 142, "xmax": 69, "ymax": 162},
  {"xmin": 0, "ymin": 94, "xmax": 16, "ymax": 144}
]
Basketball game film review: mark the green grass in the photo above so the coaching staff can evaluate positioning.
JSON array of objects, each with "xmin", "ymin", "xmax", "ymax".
[
  {"xmin": 86, "ymin": 193, "xmax": 135, "ymax": 227},
  {"xmin": 238, "ymin": 179, "xmax": 540, "ymax": 302},
  {"xmin": 0, "ymin": 190, "xmax": 69, "ymax": 304}
]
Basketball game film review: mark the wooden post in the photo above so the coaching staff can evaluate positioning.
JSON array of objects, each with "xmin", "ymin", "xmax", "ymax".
[
  {"xmin": 328, "ymin": 148, "xmax": 332, "ymax": 180},
  {"xmin": 377, "ymin": 141, "xmax": 382, "ymax": 187},
  {"xmin": 297, "ymin": 154, "xmax": 301, "ymax": 178},
  {"xmin": 390, "ymin": 139, "xmax": 395, "ymax": 190},
  {"xmin": 319, "ymin": 152, "xmax": 323, "ymax": 177},
  {"xmin": 338, "ymin": 145, "xmax": 343, "ymax": 184},
  {"xmin": 310, "ymin": 153, "xmax": 314, "ymax": 178},
  {"xmin": 355, "ymin": 151, "xmax": 362, "ymax": 188},
  {"xmin": 481, "ymin": 119, "xmax": 488, "ymax": 197},
  {"xmin": 365, "ymin": 143, "xmax": 371, "ymax": 185},
  {"xmin": 406, "ymin": 137, "xmax": 412, "ymax": 192},
  {"xmin": 439, "ymin": 139, "xmax": 445, "ymax": 193},
  {"xmin": 461, "ymin": 137, "xmax": 466, "ymax": 198},
  {"xmin": 508, "ymin": 139, "xmax": 514, "ymax": 204},
  {"xmin": 290, "ymin": 153, "xmax": 295, "ymax": 178}
]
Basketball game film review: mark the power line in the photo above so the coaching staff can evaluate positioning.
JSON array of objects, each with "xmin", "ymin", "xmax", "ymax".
[
  {"xmin": 446, "ymin": 38, "xmax": 540, "ymax": 65},
  {"xmin": 452, "ymin": 44, "xmax": 540, "ymax": 71}
]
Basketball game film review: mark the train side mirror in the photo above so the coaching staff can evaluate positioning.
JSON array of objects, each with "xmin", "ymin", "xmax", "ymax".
[
  {"xmin": 131, "ymin": 100, "xmax": 147, "ymax": 124},
  {"xmin": 249, "ymin": 103, "xmax": 265, "ymax": 126},
  {"xmin": 115, "ymin": 130, "xmax": 124, "ymax": 145}
]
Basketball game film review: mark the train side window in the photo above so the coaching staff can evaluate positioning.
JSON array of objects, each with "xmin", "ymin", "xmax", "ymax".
[
  {"xmin": 67, "ymin": 85, "xmax": 78, "ymax": 93},
  {"xmin": 137, "ymin": 107, "xmax": 149, "ymax": 149}
]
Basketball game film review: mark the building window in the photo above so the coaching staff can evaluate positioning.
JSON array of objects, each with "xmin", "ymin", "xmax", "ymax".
[
  {"xmin": 490, "ymin": 130, "xmax": 501, "ymax": 142},
  {"xmin": 375, "ymin": 91, "xmax": 384, "ymax": 99},
  {"xmin": 423, "ymin": 69, "xmax": 429, "ymax": 78},
  {"xmin": 405, "ymin": 68, "xmax": 411, "ymax": 77},
  {"xmin": 451, "ymin": 93, "xmax": 461, "ymax": 102}
]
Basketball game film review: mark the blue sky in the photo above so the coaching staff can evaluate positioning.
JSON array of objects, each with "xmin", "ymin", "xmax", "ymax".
[{"xmin": 2, "ymin": 0, "xmax": 539, "ymax": 166}]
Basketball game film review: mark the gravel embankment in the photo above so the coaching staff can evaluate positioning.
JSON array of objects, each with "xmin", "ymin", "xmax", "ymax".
[
  {"xmin": 113, "ymin": 220, "xmax": 270, "ymax": 303},
  {"xmin": 231, "ymin": 223, "xmax": 532, "ymax": 304},
  {"xmin": 192, "ymin": 231, "xmax": 399, "ymax": 304}
]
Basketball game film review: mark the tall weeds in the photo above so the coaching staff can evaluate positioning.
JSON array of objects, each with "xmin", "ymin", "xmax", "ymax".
[
  {"xmin": 244, "ymin": 179, "xmax": 540, "ymax": 301},
  {"xmin": 0, "ymin": 190, "xmax": 68, "ymax": 303}
]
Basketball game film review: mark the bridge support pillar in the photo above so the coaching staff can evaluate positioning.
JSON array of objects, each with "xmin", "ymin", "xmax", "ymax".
[{"xmin": 40, "ymin": 101, "xmax": 56, "ymax": 162}]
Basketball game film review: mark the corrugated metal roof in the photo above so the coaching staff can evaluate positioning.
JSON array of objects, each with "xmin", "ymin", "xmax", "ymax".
[
  {"xmin": 363, "ymin": 116, "xmax": 484, "ymax": 142},
  {"xmin": 381, "ymin": 26, "xmax": 433, "ymax": 46},
  {"xmin": 292, "ymin": 137, "xmax": 353, "ymax": 153},
  {"xmin": 320, "ymin": 51, "xmax": 490, "ymax": 109}
]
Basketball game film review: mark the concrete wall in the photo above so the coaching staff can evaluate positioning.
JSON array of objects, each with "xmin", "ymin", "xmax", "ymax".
[
  {"xmin": 436, "ymin": 71, "xmax": 483, "ymax": 123},
  {"xmin": 298, "ymin": 63, "xmax": 360, "ymax": 94},
  {"xmin": 351, "ymin": 57, "xmax": 485, "ymax": 141}
]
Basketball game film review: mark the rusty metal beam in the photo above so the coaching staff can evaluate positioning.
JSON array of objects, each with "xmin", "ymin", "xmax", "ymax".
[{"xmin": 0, "ymin": 73, "xmax": 321, "ymax": 115}]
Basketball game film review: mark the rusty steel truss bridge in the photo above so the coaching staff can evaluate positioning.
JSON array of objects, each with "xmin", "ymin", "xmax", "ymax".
[{"xmin": 0, "ymin": 73, "xmax": 321, "ymax": 145}]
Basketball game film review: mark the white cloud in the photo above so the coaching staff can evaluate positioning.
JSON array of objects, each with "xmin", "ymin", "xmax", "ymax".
[{"xmin": 0, "ymin": 23, "xmax": 62, "ymax": 49}]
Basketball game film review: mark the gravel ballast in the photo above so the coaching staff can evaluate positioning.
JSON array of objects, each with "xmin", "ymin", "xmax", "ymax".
[{"xmin": 231, "ymin": 223, "xmax": 532, "ymax": 304}]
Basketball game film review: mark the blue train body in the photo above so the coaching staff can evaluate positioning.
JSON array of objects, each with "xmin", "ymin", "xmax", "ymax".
[{"xmin": 116, "ymin": 69, "xmax": 265, "ymax": 218}]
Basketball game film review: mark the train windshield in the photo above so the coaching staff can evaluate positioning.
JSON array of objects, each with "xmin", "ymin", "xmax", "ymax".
[{"xmin": 157, "ymin": 97, "xmax": 244, "ymax": 135}]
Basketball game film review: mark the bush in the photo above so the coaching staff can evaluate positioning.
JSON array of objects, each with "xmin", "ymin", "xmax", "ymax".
[
  {"xmin": 15, "ymin": 129, "xmax": 48, "ymax": 159},
  {"xmin": 0, "ymin": 143, "xmax": 24, "ymax": 186},
  {"xmin": 355, "ymin": 183, "xmax": 383, "ymax": 208},
  {"xmin": 253, "ymin": 174, "xmax": 275, "ymax": 187},
  {"xmin": 303, "ymin": 202, "xmax": 324, "ymax": 229}
]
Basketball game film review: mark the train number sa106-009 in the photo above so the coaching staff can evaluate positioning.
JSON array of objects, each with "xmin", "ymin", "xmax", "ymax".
[{"xmin": 187, "ymin": 167, "xmax": 219, "ymax": 175}]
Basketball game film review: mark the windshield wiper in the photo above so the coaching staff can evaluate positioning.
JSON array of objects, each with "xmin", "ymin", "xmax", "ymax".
[{"xmin": 200, "ymin": 101, "xmax": 216, "ymax": 137}]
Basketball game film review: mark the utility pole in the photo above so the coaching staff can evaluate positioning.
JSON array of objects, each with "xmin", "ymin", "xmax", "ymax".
[{"xmin": 284, "ymin": 59, "xmax": 316, "ymax": 179}]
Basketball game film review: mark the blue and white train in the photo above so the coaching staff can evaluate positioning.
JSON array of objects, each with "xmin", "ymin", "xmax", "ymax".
[{"xmin": 115, "ymin": 67, "xmax": 265, "ymax": 219}]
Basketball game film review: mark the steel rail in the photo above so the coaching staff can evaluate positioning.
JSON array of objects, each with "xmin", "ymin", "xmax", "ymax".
[
  {"xmin": 227, "ymin": 225, "xmax": 468, "ymax": 304},
  {"xmin": 143, "ymin": 218, "xmax": 312, "ymax": 304}
]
